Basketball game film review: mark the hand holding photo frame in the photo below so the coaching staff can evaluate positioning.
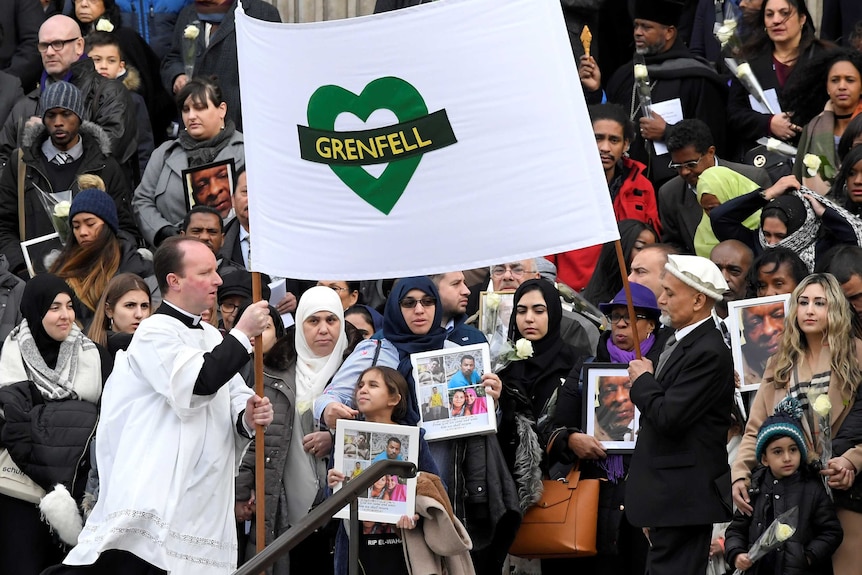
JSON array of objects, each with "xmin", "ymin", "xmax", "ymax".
[
  {"xmin": 332, "ymin": 420, "xmax": 419, "ymax": 524},
  {"xmin": 181, "ymin": 159, "xmax": 235, "ymax": 214},
  {"xmin": 583, "ymin": 363, "xmax": 640, "ymax": 453},
  {"xmin": 21, "ymin": 233, "xmax": 63, "ymax": 278},
  {"xmin": 726, "ymin": 294, "xmax": 791, "ymax": 393},
  {"xmin": 410, "ymin": 343, "xmax": 496, "ymax": 441}
]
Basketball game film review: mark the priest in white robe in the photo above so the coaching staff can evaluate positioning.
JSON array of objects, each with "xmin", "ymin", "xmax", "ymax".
[{"xmin": 58, "ymin": 237, "xmax": 273, "ymax": 575}]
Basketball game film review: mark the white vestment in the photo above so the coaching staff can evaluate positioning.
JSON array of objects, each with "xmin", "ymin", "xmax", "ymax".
[{"xmin": 64, "ymin": 313, "xmax": 253, "ymax": 574}]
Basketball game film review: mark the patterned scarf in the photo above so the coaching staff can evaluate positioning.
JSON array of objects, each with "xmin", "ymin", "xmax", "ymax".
[
  {"xmin": 785, "ymin": 366, "xmax": 831, "ymax": 453},
  {"xmin": 10, "ymin": 319, "xmax": 92, "ymax": 400},
  {"xmin": 178, "ymin": 119, "xmax": 237, "ymax": 167},
  {"xmin": 759, "ymin": 188, "xmax": 862, "ymax": 272}
]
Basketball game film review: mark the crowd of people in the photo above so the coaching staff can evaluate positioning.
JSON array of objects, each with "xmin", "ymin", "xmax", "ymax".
[{"xmin": 1, "ymin": 0, "xmax": 862, "ymax": 574}]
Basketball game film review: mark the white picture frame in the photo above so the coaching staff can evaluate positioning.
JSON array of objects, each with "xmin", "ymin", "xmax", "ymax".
[
  {"xmin": 332, "ymin": 420, "xmax": 418, "ymax": 524},
  {"xmin": 583, "ymin": 363, "xmax": 640, "ymax": 453},
  {"xmin": 21, "ymin": 232, "xmax": 62, "ymax": 278},
  {"xmin": 727, "ymin": 294, "xmax": 791, "ymax": 393},
  {"xmin": 410, "ymin": 343, "xmax": 496, "ymax": 441}
]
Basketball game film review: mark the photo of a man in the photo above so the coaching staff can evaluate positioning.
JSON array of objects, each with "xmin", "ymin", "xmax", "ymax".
[
  {"xmin": 448, "ymin": 354, "xmax": 481, "ymax": 389},
  {"xmin": 739, "ymin": 301, "xmax": 785, "ymax": 385},
  {"xmin": 183, "ymin": 160, "xmax": 235, "ymax": 217},
  {"xmin": 372, "ymin": 437, "xmax": 404, "ymax": 462},
  {"xmin": 595, "ymin": 375, "xmax": 635, "ymax": 441}
]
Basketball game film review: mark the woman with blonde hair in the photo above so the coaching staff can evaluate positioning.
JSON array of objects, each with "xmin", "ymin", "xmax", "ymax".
[{"xmin": 731, "ymin": 273, "xmax": 862, "ymax": 574}]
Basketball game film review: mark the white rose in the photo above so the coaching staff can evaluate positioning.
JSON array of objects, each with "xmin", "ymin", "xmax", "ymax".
[
  {"xmin": 765, "ymin": 138, "xmax": 783, "ymax": 152},
  {"xmin": 53, "ymin": 201, "xmax": 71, "ymax": 218},
  {"xmin": 485, "ymin": 292, "xmax": 502, "ymax": 311},
  {"xmin": 633, "ymin": 64, "xmax": 648, "ymax": 81},
  {"xmin": 296, "ymin": 400, "xmax": 311, "ymax": 414},
  {"xmin": 715, "ymin": 20, "xmax": 737, "ymax": 45},
  {"xmin": 812, "ymin": 394, "xmax": 832, "ymax": 419},
  {"xmin": 514, "ymin": 338, "xmax": 534, "ymax": 360},
  {"xmin": 803, "ymin": 154, "xmax": 822, "ymax": 177},
  {"xmin": 776, "ymin": 523, "xmax": 795, "ymax": 542},
  {"xmin": 95, "ymin": 18, "xmax": 114, "ymax": 32},
  {"xmin": 735, "ymin": 62, "xmax": 752, "ymax": 80},
  {"xmin": 184, "ymin": 24, "xmax": 200, "ymax": 40}
]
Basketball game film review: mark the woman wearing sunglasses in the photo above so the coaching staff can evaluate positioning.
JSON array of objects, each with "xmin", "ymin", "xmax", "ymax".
[{"xmin": 314, "ymin": 277, "xmax": 516, "ymax": 575}]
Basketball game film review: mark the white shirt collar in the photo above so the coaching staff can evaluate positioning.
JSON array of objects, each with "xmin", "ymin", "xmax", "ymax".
[{"xmin": 673, "ymin": 315, "xmax": 713, "ymax": 343}]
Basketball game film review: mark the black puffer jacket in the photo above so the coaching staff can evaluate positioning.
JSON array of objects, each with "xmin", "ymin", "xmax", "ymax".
[
  {"xmin": 724, "ymin": 465, "xmax": 843, "ymax": 575},
  {"xmin": 0, "ymin": 380, "xmax": 98, "ymax": 500}
]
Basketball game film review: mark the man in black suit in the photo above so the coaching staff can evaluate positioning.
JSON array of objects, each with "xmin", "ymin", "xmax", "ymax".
[
  {"xmin": 659, "ymin": 119, "xmax": 771, "ymax": 254},
  {"xmin": 626, "ymin": 254, "xmax": 734, "ymax": 574}
]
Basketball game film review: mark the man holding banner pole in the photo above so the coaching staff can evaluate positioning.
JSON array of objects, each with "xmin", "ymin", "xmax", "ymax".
[{"xmin": 56, "ymin": 237, "xmax": 273, "ymax": 575}]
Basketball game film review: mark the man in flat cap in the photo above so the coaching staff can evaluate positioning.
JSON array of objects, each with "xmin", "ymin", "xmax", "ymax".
[
  {"xmin": 584, "ymin": 0, "xmax": 727, "ymax": 187},
  {"xmin": 626, "ymin": 254, "xmax": 735, "ymax": 574}
]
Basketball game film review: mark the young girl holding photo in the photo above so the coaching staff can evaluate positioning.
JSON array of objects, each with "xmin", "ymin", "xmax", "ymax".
[{"xmin": 327, "ymin": 366, "xmax": 442, "ymax": 575}]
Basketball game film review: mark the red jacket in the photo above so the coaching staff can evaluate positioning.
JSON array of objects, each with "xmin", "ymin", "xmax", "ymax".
[{"xmin": 549, "ymin": 158, "xmax": 661, "ymax": 291}]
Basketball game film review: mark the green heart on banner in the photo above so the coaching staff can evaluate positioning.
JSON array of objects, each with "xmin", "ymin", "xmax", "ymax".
[{"xmin": 303, "ymin": 77, "xmax": 456, "ymax": 215}]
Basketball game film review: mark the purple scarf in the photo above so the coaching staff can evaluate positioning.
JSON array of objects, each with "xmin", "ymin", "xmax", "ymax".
[{"xmin": 606, "ymin": 333, "xmax": 656, "ymax": 364}]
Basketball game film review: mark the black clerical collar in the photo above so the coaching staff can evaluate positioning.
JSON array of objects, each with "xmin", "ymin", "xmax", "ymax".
[{"xmin": 156, "ymin": 301, "xmax": 204, "ymax": 329}]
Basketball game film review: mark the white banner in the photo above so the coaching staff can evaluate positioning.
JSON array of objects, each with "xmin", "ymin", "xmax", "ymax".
[{"xmin": 236, "ymin": 0, "xmax": 618, "ymax": 280}]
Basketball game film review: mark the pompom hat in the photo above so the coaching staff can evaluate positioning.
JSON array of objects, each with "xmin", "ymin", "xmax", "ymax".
[
  {"xmin": 755, "ymin": 397, "xmax": 809, "ymax": 462},
  {"xmin": 69, "ymin": 189, "xmax": 119, "ymax": 235}
]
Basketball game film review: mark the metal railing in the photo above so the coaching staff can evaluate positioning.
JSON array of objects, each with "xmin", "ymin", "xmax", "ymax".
[{"xmin": 233, "ymin": 460, "xmax": 417, "ymax": 575}]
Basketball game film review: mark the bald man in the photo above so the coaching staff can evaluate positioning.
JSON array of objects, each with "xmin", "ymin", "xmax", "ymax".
[
  {"xmin": 0, "ymin": 15, "xmax": 136, "ymax": 171},
  {"xmin": 710, "ymin": 240, "xmax": 753, "ymax": 318}
]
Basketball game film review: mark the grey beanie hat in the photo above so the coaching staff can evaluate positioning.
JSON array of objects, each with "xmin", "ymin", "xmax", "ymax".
[{"xmin": 38, "ymin": 81, "xmax": 85, "ymax": 121}]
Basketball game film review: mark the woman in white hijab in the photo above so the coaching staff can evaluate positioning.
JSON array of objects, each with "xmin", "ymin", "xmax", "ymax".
[{"xmin": 235, "ymin": 286, "xmax": 348, "ymax": 574}]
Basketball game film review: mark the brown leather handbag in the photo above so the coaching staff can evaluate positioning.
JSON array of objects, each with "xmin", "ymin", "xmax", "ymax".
[{"xmin": 509, "ymin": 435, "xmax": 600, "ymax": 558}]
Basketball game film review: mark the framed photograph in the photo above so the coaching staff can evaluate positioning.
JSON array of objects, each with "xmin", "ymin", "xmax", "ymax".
[
  {"xmin": 181, "ymin": 158, "xmax": 235, "ymax": 214},
  {"xmin": 21, "ymin": 232, "xmax": 63, "ymax": 278},
  {"xmin": 727, "ymin": 294, "xmax": 791, "ymax": 393},
  {"xmin": 478, "ymin": 291, "xmax": 515, "ymax": 335},
  {"xmin": 583, "ymin": 363, "xmax": 640, "ymax": 453},
  {"xmin": 410, "ymin": 343, "xmax": 496, "ymax": 441},
  {"xmin": 333, "ymin": 420, "xmax": 419, "ymax": 524}
]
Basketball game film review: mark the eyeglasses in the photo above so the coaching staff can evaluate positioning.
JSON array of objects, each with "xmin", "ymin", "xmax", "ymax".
[
  {"xmin": 399, "ymin": 296, "xmax": 437, "ymax": 309},
  {"xmin": 609, "ymin": 312, "xmax": 649, "ymax": 324},
  {"xmin": 220, "ymin": 302, "xmax": 239, "ymax": 314},
  {"xmin": 37, "ymin": 38, "xmax": 80, "ymax": 53},
  {"xmin": 491, "ymin": 264, "xmax": 537, "ymax": 278},
  {"xmin": 322, "ymin": 284, "xmax": 347, "ymax": 293},
  {"xmin": 668, "ymin": 156, "xmax": 703, "ymax": 171}
]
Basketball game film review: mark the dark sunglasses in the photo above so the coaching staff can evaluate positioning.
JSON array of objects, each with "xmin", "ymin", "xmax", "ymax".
[{"xmin": 399, "ymin": 296, "xmax": 437, "ymax": 309}]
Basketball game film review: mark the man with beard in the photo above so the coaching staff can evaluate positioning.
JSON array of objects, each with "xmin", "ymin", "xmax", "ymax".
[
  {"xmin": 431, "ymin": 270, "xmax": 486, "ymax": 345},
  {"xmin": 595, "ymin": 375, "xmax": 636, "ymax": 441},
  {"xmin": 738, "ymin": 300, "xmax": 785, "ymax": 387},
  {"xmin": 710, "ymin": 240, "xmax": 754, "ymax": 319},
  {"xmin": 586, "ymin": 0, "xmax": 727, "ymax": 186}
]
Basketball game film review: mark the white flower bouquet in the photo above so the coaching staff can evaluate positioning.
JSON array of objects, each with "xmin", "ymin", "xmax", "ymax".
[{"xmin": 732, "ymin": 506, "xmax": 799, "ymax": 575}]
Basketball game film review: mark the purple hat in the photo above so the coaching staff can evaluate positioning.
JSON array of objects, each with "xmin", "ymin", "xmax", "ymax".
[{"xmin": 599, "ymin": 282, "xmax": 661, "ymax": 321}]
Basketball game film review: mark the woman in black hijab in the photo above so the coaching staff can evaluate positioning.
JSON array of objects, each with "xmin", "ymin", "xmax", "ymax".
[
  {"xmin": 0, "ymin": 274, "xmax": 110, "ymax": 575},
  {"xmin": 710, "ymin": 179, "xmax": 862, "ymax": 272},
  {"xmin": 497, "ymin": 280, "xmax": 580, "ymax": 499}
]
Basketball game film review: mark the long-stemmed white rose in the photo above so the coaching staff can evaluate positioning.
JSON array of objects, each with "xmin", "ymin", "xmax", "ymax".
[
  {"xmin": 730, "ymin": 61, "xmax": 777, "ymax": 115},
  {"xmin": 732, "ymin": 506, "xmax": 799, "ymax": 575},
  {"xmin": 182, "ymin": 22, "xmax": 200, "ymax": 79},
  {"xmin": 812, "ymin": 393, "xmax": 833, "ymax": 498},
  {"xmin": 633, "ymin": 55, "xmax": 653, "ymax": 120}
]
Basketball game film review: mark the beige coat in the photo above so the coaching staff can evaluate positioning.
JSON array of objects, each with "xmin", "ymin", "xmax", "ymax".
[
  {"xmin": 402, "ymin": 473, "xmax": 475, "ymax": 575},
  {"xmin": 732, "ymin": 344, "xmax": 862, "ymax": 486}
]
